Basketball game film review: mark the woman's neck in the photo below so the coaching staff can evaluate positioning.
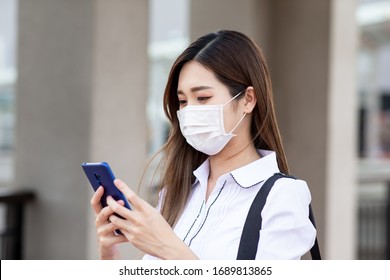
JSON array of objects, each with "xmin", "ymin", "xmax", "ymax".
[{"xmin": 208, "ymin": 142, "xmax": 260, "ymax": 183}]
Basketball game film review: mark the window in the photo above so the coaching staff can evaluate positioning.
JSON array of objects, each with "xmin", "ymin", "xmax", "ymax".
[
  {"xmin": 357, "ymin": 0, "xmax": 390, "ymax": 159},
  {"xmin": 143, "ymin": 0, "xmax": 189, "ymax": 192},
  {"xmin": 147, "ymin": 0, "xmax": 189, "ymax": 155},
  {"xmin": 0, "ymin": 0, "xmax": 17, "ymax": 184}
]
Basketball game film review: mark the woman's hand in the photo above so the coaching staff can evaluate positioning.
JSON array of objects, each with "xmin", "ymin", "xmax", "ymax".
[
  {"xmin": 106, "ymin": 179, "xmax": 198, "ymax": 260},
  {"xmin": 91, "ymin": 186, "xmax": 128, "ymax": 259}
]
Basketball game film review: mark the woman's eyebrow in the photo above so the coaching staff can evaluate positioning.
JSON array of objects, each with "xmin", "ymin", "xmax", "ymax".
[{"xmin": 177, "ymin": 86, "xmax": 214, "ymax": 95}]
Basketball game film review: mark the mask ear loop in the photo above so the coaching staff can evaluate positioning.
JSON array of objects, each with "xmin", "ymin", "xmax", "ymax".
[
  {"xmin": 229, "ymin": 113, "xmax": 247, "ymax": 135},
  {"xmin": 223, "ymin": 89, "xmax": 246, "ymax": 106},
  {"xmin": 223, "ymin": 89, "xmax": 247, "ymax": 135}
]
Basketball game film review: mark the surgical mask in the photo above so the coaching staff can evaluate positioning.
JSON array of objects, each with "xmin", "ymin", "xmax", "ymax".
[{"xmin": 177, "ymin": 91, "xmax": 246, "ymax": 155}]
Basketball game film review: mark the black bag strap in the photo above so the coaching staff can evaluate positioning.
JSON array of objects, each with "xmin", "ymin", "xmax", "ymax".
[
  {"xmin": 308, "ymin": 204, "xmax": 321, "ymax": 260},
  {"xmin": 236, "ymin": 173, "xmax": 321, "ymax": 260}
]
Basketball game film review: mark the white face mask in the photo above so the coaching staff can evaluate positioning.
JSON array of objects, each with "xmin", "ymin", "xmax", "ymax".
[{"xmin": 177, "ymin": 91, "xmax": 246, "ymax": 155}]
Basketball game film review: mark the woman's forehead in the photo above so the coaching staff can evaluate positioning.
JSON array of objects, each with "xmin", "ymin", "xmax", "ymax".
[{"xmin": 177, "ymin": 61, "xmax": 224, "ymax": 92}]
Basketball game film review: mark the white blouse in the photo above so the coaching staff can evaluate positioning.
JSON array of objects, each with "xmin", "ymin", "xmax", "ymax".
[{"xmin": 143, "ymin": 150, "xmax": 316, "ymax": 260}]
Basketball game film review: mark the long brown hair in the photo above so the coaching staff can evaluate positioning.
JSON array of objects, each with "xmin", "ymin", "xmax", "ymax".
[{"xmin": 158, "ymin": 30, "xmax": 289, "ymax": 227}]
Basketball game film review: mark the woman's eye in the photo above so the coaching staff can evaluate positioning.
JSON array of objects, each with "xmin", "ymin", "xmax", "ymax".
[
  {"xmin": 197, "ymin": 96, "xmax": 211, "ymax": 102},
  {"xmin": 178, "ymin": 100, "xmax": 187, "ymax": 105}
]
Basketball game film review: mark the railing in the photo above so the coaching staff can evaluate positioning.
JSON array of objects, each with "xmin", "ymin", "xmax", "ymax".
[
  {"xmin": 358, "ymin": 159, "xmax": 390, "ymax": 259},
  {"xmin": 358, "ymin": 198, "xmax": 389, "ymax": 259},
  {"xmin": 0, "ymin": 188, "xmax": 35, "ymax": 259}
]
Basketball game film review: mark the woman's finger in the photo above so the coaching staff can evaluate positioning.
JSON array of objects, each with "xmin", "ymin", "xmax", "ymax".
[
  {"xmin": 113, "ymin": 179, "xmax": 145, "ymax": 210},
  {"xmin": 97, "ymin": 218, "xmax": 118, "ymax": 235},
  {"xmin": 96, "ymin": 200, "xmax": 125, "ymax": 225},
  {"xmin": 95, "ymin": 205, "xmax": 114, "ymax": 225},
  {"xmin": 106, "ymin": 196, "xmax": 133, "ymax": 221},
  {"xmin": 97, "ymin": 225, "xmax": 128, "ymax": 245},
  {"xmin": 91, "ymin": 186, "xmax": 104, "ymax": 215},
  {"xmin": 97, "ymin": 217, "xmax": 127, "ymax": 236},
  {"xmin": 109, "ymin": 213, "xmax": 132, "ymax": 234}
]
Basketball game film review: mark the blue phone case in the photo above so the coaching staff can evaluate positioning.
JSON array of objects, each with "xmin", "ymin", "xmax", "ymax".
[
  {"xmin": 82, "ymin": 162, "xmax": 131, "ymax": 235},
  {"xmin": 81, "ymin": 162, "xmax": 132, "ymax": 210}
]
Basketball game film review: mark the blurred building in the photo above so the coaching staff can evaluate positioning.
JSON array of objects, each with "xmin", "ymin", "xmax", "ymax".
[
  {"xmin": 356, "ymin": 0, "xmax": 390, "ymax": 259},
  {"xmin": 0, "ymin": 0, "xmax": 389, "ymax": 260}
]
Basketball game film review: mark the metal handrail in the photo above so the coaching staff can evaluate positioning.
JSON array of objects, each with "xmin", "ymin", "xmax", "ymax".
[
  {"xmin": 358, "ymin": 159, "xmax": 390, "ymax": 259},
  {"xmin": 0, "ymin": 187, "xmax": 35, "ymax": 259}
]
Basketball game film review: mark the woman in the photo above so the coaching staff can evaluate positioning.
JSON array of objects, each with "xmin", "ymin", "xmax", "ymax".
[{"xmin": 91, "ymin": 30, "xmax": 317, "ymax": 260}]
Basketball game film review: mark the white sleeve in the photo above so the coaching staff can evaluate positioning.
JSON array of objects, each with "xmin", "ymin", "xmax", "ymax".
[{"xmin": 256, "ymin": 178, "xmax": 317, "ymax": 260}]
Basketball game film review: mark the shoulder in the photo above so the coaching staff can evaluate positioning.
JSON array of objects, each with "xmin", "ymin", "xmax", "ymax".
[
  {"xmin": 265, "ymin": 175, "xmax": 312, "ymax": 209},
  {"xmin": 257, "ymin": 175, "xmax": 317, "ymax": 259}
]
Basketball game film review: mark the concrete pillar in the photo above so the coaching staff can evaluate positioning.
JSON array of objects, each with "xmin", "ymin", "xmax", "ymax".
[
  {"xmin": 325, "ymin": 0, "xmax": 358, "ymax": 260},
  {"xmin": 190, "ymin": 0, "xmax": 272, "ymax": 56},
  {"xmin": 87, "ymin": 0, "xmax": 149, "ymax": 260},
  {"xmin": 15, "ymin": 0, "xmax": 148, "ymax": 259},
  {"xmin": 268, "ymin": 0, "xmax": 330, "ymax": 258}
]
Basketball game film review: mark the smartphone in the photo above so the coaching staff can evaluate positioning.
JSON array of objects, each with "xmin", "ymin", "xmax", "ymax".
[{"xmin": 82, "ymin": 162, "xmax": 132, "ymax": 234}]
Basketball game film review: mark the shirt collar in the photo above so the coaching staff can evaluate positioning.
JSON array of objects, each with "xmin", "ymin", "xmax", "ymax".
[
  {"xmin": 192, "ymin": 158, "xmax": 210, "ymax": 188},
  {"xmin": 192, "ymin": 150, "xmax": 280, "ymax": 188},
  {"xmin": 230, "ymin": 150, "xmax": 280, "ymax": 188}
]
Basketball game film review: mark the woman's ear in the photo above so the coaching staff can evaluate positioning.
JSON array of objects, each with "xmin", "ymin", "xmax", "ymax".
[{"xmin": 242, "ymin": 86, "xmax": 257, "ymax": 113}]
